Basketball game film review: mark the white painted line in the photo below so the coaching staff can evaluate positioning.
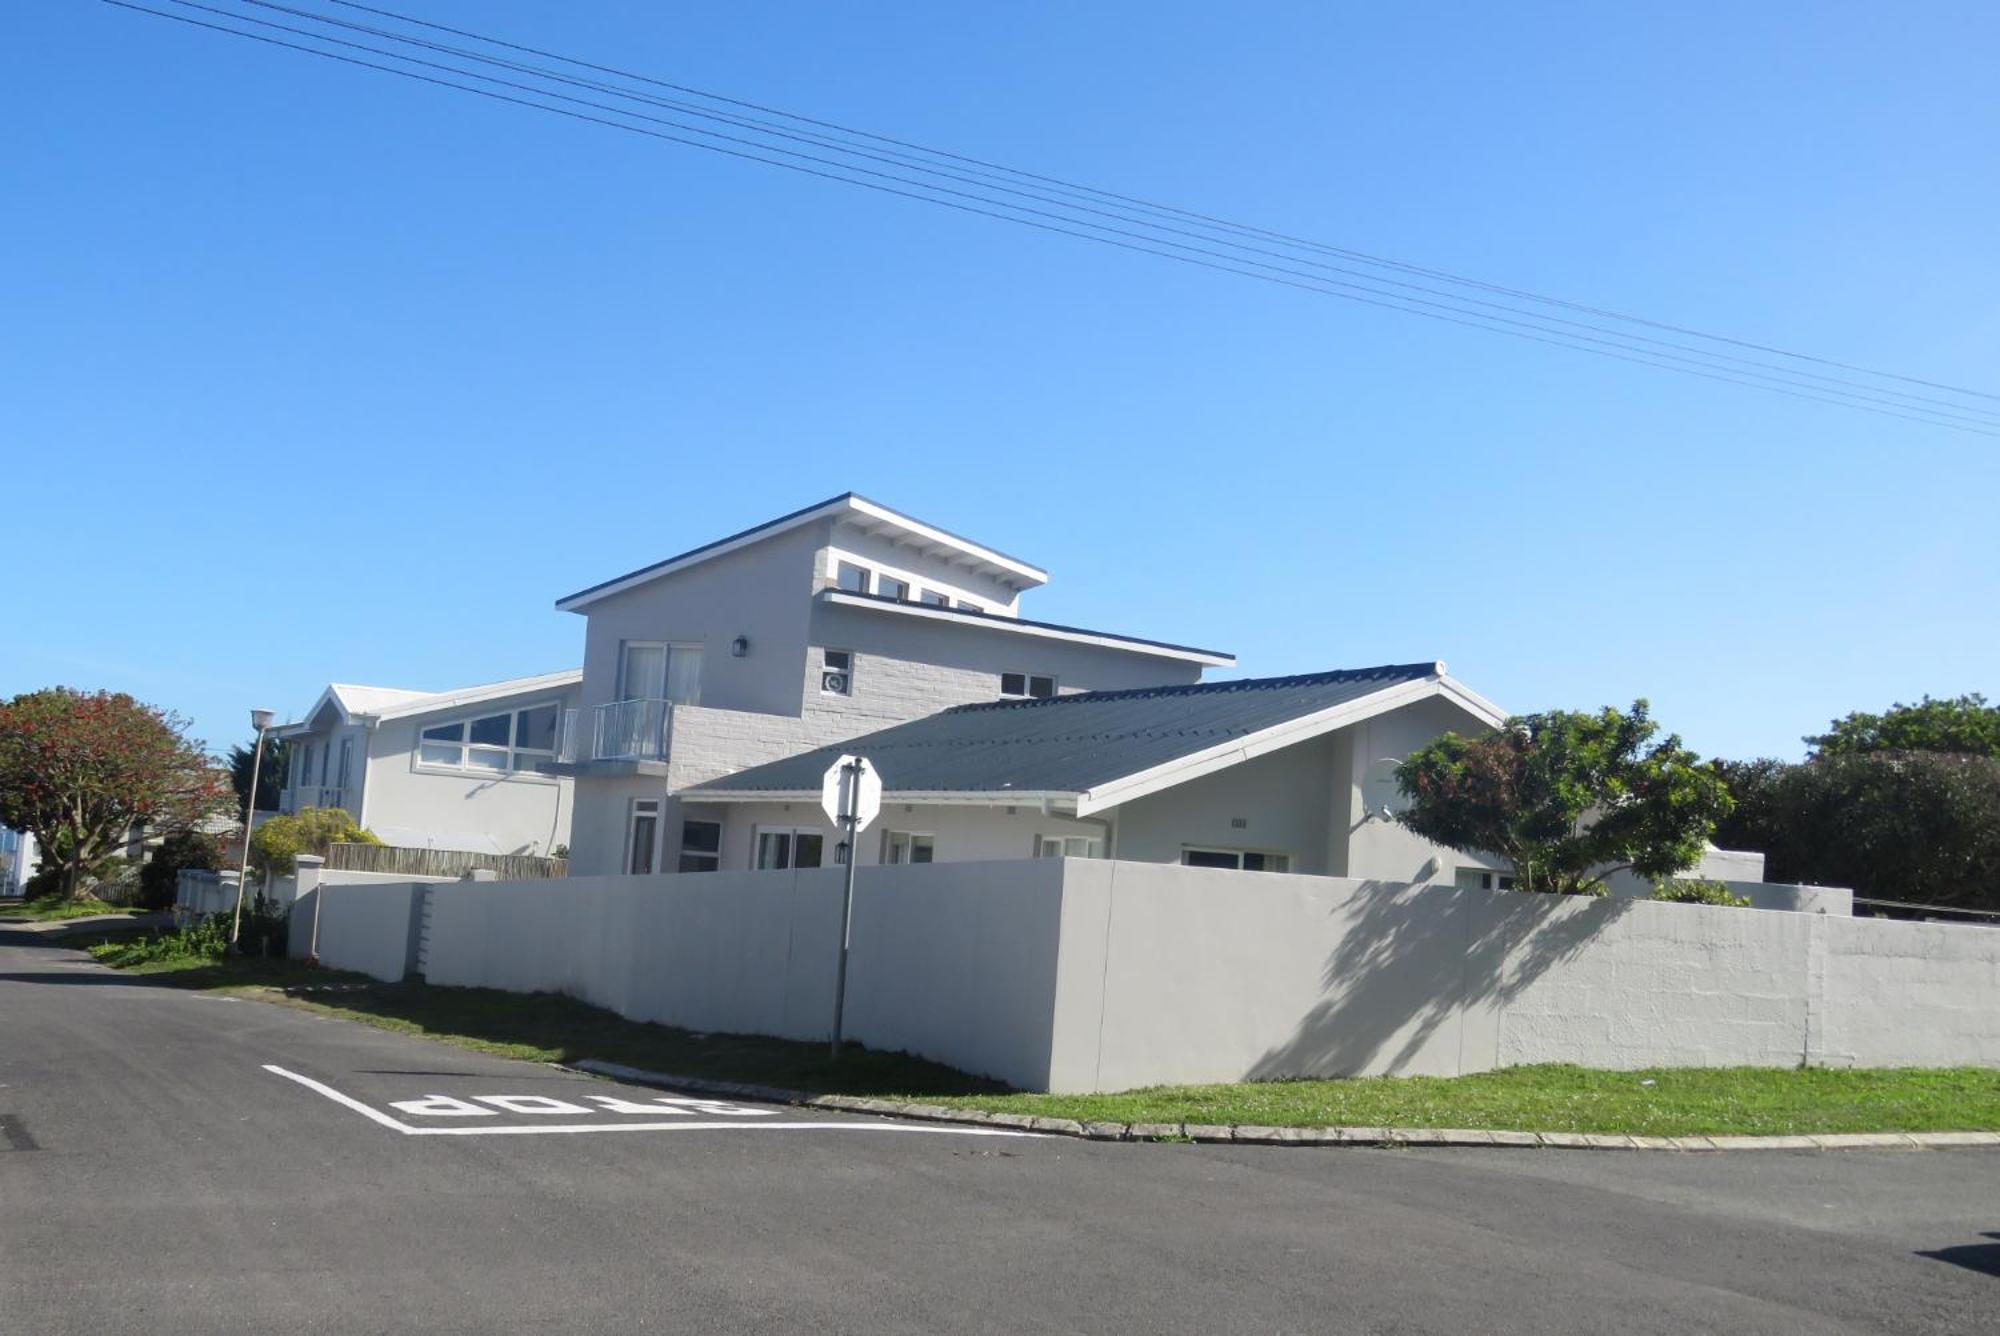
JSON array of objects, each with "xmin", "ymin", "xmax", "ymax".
[
  {"xmin": 262, "ymin": 1065, "xmax": 1039, "ymax": 1140},
  {"xmin": 264, "ymin": 1064, "xmax": 422, "ymax": 1134}
]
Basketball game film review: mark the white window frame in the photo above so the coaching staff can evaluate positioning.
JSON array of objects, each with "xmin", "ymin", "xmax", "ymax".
[
  {"xmin": 1181, "ymin": 846, "xmax": 1291, "ymax": 873},
  {"xmin": 678, "ymin": 818, "xmax": 722, "ymax": 873},
  {"xmin": 820, "ymin": 648, "xmax": 854, "ymax": 697},
  {"xmin": 627, "ymin": 799, "xmax": 661, "ymax": 876},
  {"xmin": 753, "ymin": 825, "xmax": 827, "ymax": 871},
  {"xmin": 1455, "ymin": 867, "xmax": 1518, "ymax": 892},
  {"xmin": 618, "ymin": 640, "xmax": 704, "ymax": 706},
  {"xmin": 1000, "ymin": 672, "xmax": 1057, "ymax": 699},
  {"xmin": 415, "ymin": 699, "xmax": 564, "ymax": 776},
  {"xmin": 1035, "ymin": 834, "xmax": 1101, "ymax": 859},
  {"xmin": 880, "ymin": 830, "xmax": 936, "ymax": 865}
]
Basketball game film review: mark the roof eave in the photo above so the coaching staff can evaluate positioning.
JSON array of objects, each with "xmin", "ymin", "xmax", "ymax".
[{"xmin": 816, "ymin": 591, "xmax": 1236, "ymax": 667}]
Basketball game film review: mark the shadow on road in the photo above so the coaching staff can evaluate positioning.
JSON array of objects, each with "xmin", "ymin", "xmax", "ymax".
[{"xmin": 1919, "ymin": 1232, "xmax": 2000, "ymax": 1278}]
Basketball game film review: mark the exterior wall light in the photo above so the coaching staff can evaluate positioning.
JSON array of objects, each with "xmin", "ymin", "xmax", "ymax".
[{"xmin": 730, "ymin": 636, "xmax": 750, "ymax": 658}]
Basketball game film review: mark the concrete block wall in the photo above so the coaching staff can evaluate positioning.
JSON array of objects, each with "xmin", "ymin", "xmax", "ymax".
[{"xmin": 299, "ymin": 859, "xmax": 2000, "ymax": 1094}]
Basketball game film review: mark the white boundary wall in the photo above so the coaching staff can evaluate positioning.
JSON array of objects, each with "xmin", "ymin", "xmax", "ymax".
[{"xmin": 299, "ymin": 860, "xmax": 2000, "ymax": 1092}]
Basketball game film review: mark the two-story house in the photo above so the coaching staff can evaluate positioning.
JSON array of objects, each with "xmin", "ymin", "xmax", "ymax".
[
  {"xmin": 551, "ymin": 494, "xmax": 1235, "ymax": 876},
  {"xmin": 555, "ymin": 495, "xmax": 1770, "ymax": 895},
  {"xmin": 273, "ymin": 670, "xmax": 582, "ymax": 857}
]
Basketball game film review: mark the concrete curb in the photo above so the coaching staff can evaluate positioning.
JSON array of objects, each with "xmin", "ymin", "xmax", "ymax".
[{"xmin": 561, "ymin": 1060, "xmax": 2000, "ymax": 1153}]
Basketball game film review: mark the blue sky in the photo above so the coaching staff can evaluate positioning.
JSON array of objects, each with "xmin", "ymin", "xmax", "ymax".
[{"xmin": 5, "ymin": 1, "xmax": 1996, "ymax": 763}]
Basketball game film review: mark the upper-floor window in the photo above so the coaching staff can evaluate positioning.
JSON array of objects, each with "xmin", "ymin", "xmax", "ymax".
[
  {"xmin": 836, "ymin": 561, "xmax": 870, "ymax": 594},
  {"xmin": 419, "ymin": 702, "xmax": 561, "ymax": 773},
  {"xmin": 820, "ymin": 648, "xmax": 854, "ymax": 696},
  {"xmin": 1000, "ymin": 672, "xmax": 1056, "ymax": 699},
  {"xmin": 918, "ymin": 590, "xmax": 950, "ymax": 608},
  {"xmin": 1037, "ymin": 834, "xmax": 1102, "ymax": 859},
  {"xmin": 619, "ymin": 642, "xmax": 702, "ymax": 705},
  {"xmin": 878, "ymin": 575, "xmax": 910, "ymax": 602}
]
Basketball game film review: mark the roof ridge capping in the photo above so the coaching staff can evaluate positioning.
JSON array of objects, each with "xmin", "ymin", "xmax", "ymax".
[
  {"xmin": 945, "ymin": 661, "xmax": 1446, "ymax": 713},
  {"xmin": 556, "ymin": 492, "xmax": 1048, "ymax": 612}
]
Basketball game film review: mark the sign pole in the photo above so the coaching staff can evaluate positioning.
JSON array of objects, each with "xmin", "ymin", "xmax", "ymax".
[
  {"xmin": 820, "ymin": 754, "xmax": 880, "ymax": 1062},
  {"xmin": 830, "ymin": 799, "xmax": 859, "ymax": 1058}
]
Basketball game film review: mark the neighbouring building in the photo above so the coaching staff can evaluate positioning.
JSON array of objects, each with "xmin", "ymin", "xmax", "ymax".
[{"xmin": 272, "ymin": 670, "xmax": 582, "ymax": 858}]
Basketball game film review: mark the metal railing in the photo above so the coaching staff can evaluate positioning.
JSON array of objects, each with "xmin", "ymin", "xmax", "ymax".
[{"xmin": 590, "ymin": 698, "xmax": 675, "ymax": 762}]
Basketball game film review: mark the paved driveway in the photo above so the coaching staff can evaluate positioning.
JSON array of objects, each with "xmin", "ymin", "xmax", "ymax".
[{"xmin": 2, "ymin": 932, "xmax": 1994, "ymax": 1334}]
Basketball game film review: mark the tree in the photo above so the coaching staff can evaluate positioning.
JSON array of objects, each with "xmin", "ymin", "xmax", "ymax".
[
  {"xmin": 136, "ymin": 828, "xmax": 223, "ymax": 911},
  {"xmin": 229, "ymin": 736, "xmax": 291, "ymax": 820},
  {"xmin": 0, "ymin": 688, "xmax": 231, "ymax": 899},
  {"xmin": 249, "ymin": 806, "xmax": 380, "ymax": 876},
  {"xmin": 1395, "ymin": 700, "xmax": 1734, "ymax": 896},
  {"xmin": 1806, "ymin": 693, "xmax": 2000, "ymax": 760},
  {"xmin": 1715, "ymin": 751, "xmax": 2000, "ymax": 913}
]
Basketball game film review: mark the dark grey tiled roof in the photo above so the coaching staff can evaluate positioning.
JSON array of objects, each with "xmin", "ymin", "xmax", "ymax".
[{"xmin": 688, "ymin": 663, "xmax": 1441, "ymax": 798}]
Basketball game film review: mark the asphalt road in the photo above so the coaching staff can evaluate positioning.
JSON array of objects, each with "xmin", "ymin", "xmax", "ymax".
[{"xmin": 2, "ymin": 931, "xmax": 1995, "ymax": 1335}]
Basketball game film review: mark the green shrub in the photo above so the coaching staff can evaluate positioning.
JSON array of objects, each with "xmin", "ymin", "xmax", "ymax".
[
  {"xmin": 250, "ymin": 807, "xmax": 381, "ymax": 875},
  {"xmin": 1649, "ymin": 878, "xmax": 1751, "ymax": 907},
  {"xmin": 137, "ymin": 830, "xmax": 222, "ymax": 911}
]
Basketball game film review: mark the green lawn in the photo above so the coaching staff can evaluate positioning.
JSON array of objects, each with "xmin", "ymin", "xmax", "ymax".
[
  {"xmin": 80, "ymin": 944, "xmax": 2000, "ymax": 1136},
  {"xmin": 1, "ymin": 897, "xmax": 145, "ymax": 923}
]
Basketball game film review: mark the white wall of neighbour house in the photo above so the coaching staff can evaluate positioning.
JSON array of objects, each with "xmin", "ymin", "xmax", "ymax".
[
  {"xmin": 1339, "ymin": 694, "xmax": 1512, "ymax": 883},
  {"xmin": 1112, "ymin": 737, "xmax": 1342, "ymax": 873},
  {"xmin": 358, "ymin": 683, "xmax": 580, "ymax": 857}
]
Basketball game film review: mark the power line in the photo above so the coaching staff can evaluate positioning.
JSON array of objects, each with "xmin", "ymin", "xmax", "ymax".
[
  {"xmin": 103, "ymin": 0, "xmax": 2000, "ymax": 436},
  {"xmin": 218, "ymin": 0, "xmax": 2000, "ymax": 425},
  {"xmin": 309, "ymin": 0, "xmax": 2000, "ymax": 410}
]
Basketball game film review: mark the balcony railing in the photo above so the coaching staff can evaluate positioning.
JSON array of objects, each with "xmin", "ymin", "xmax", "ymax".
[{"xmin": 577, "ymin": 698, "xmax": 675, "ymax": 763}]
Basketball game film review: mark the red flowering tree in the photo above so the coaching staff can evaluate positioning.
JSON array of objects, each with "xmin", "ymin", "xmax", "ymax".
[{"xmin": 0, "ymin": 688, "xmax": 232, "ymax": 899}]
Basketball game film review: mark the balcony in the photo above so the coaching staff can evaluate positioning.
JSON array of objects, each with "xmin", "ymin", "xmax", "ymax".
[{"xmin": 555, "ymin": 699, "xmax": 675, "ymax": 767}]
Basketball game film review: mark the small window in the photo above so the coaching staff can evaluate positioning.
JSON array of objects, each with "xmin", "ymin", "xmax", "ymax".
[
  {"xmin": 1036, "ymin": 835, "xmax": 1101, "ymax": 859},
  {"xmin": 821, "ymin": 648, "xmax": 853, "ymax": 696},
  {"xmin": 515, "ymin": 704, "xmax": 559, "ymax": 753},
  {"xmin": 1454, "ymin": 868, "xmax": 1518, "ymax": 892},
  {"xmin": 1181, "ymin": 848, "xmax": 1290, "ymax": 873},
  {"xmin": 878, "ymin": 576, "xmax": 910, "ymax": 602},
  {"xmin": 956, "ymin": 600, "xmax": 982, "ymax": 613},
  {"xmin": 882, "ymin": 831, "xmax": 935, "ymax": 865},
  {"xmin": 919, "ymin": 590, "xmax": 950, "ymax": 608},
  {"xmin": 679, "ymin": 819, "xmax": 722, "ymax": 873},
  {"xmin": 628, "ymin": 800, "xmax": 660, "ymax": 876},
  {"xmin": 468, "ymin": 713, "xmax": 511, "ymax": 747},
  {"xmin": 1001, "ymin": 673, "xmax": 1056, "ymax": 699},
  {"xmin": 836, "ymin": 561, "xmax": 870, "ymax": 593}
]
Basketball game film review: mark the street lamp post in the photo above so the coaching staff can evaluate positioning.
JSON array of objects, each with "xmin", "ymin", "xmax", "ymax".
[{"xmin": 230, "ymin": 708, "xmax": 276, "ymax": 947}]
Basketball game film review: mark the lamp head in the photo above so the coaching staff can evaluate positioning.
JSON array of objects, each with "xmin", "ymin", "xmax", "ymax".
[{"xmin": 250, "ymin": 708, "xmax": 275, "ymax": 731}]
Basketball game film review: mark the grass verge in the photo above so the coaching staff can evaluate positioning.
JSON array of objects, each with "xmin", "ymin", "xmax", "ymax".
[
  {"xmin": 81, "ymin": 944, "xmax": 2000, "ymax": 1135},
  {"xmin": 1, "ymin": 896, "xmax": 145, "ymax": 923}
]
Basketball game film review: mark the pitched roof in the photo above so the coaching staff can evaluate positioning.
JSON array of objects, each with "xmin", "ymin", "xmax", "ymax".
[
  {"xmin": 686, "ymin": 662, "xmax": 1500, "ymax": 814},
  {"xmin": 276, "ymin": 670, "xmax": 581, "ymax": 734},
  {"xmin": 555, "ymin": 493, "xmax": 1048, "ymax": 613}
]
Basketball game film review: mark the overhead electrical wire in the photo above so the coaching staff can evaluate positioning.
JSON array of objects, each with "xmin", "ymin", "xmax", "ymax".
[{"xmin": 102, "ymin": 0, "xmax": 2000, "ymax": 436}]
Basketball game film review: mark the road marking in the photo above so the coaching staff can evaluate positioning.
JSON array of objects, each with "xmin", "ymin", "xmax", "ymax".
[{"xmin": 263, "ymin": 1065, "xmax": 1036, "ymax": 1140}]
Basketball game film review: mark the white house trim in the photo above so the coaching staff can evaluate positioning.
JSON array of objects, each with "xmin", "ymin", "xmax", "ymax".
[
  {"xmin": 372, "ymin": 670, "xmax": 583, "ymax": 723},
  {"xmin": 1074, "ymin": 671, "xmax": 1505, "ymax": 815},
  {"xmin": 682, "ymin": 788, "xmax": 1083, "ymax": 808},
  {"xmin": 815, "ymin": 591, "xmax": 1236, "ymax": 667},
  {"xmin": 556, "ymin": 493, "xmax": 1048, "ymax": 613}
]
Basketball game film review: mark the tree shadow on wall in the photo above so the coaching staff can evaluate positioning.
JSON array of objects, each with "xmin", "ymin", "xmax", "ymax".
[{"xmin": 1247, "ymin": 882, "xmax": 1634, "ymax": 1081}]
